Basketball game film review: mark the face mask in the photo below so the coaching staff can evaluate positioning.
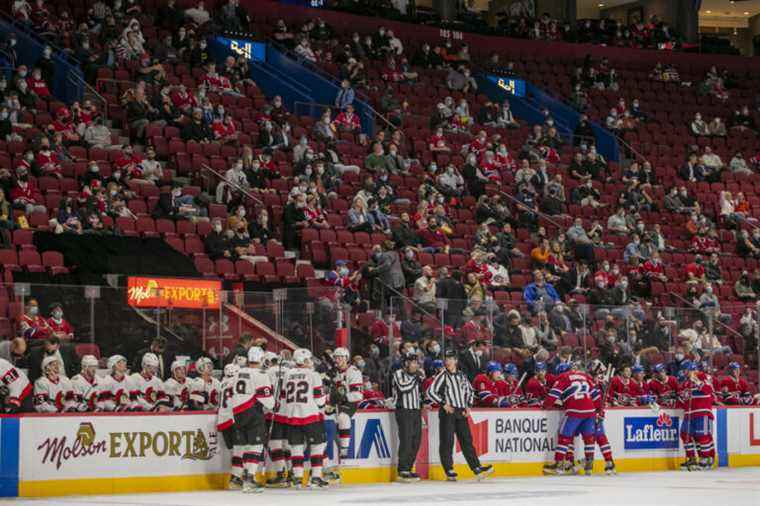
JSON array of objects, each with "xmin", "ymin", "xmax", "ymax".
[
  {"xmin": 431, "ymin": 344, "xmax": 441, "ymax": 354},
  {"xmin": 18, "ymin": 70, "xmax": 27, "ymax": 78},
  {"xmin": 52, "ymin": 310, "xmax": 63, "ymax": 319},
  {"xmin": 29, "ymin": 306, "xmax": 38, "ymax": 316},
  {"xmin": 675, "ymin": 353, "xmax": 684, "ymax": 361},
  {"xmin": 405, "ymin": 251, "xmax": 414, "ymax": 260},
  {"xmin": 200, "ymin": 43, "xmax": 207, "ymax": 49},
  {"xmin": 475, "ymin": 350, "xmax": 483, "ymax": 357},
  {"xmin": 338, "ymin": 267, "xmax": 348, "ymax": 276},
  {"xmin": 357, "ymin": 361, "xmax": 366, "ymax": 370},
  {"xmin": 213, "ymin": 224, "xmax": 222, "ymax": 232},
  {"xmin": 9, "ymin": 39, "xmax": 16, "ymax": 47},
  {"xmin": 370, "ymin": 346, "xmax": 379, "ymax": 357},
  {"xmin": 90, "ymin": 165, "xmax": 99, "ymax": 173},
  {"xmin": 304, "ymin": 169, "xmax": 312, "ymax": 176}
]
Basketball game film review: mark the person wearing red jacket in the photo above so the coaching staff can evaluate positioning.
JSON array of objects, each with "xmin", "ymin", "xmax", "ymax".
[
  {"xmin": 46, "ymin": 302, "xmax": 74, "ymax": 341},
  {"xmin": 543, "ymin": 362, "xmax": 600, "ymax": 475},
  {"xmin": 610, "ymin": 366, "xmax": 644, "ymax": 406},
  {"xmin": 473, "ymin": 361, "xmax": 512, "ymax": 407},
  {"xmin": 642, "ymin": 251, "xmax": 668, "ymax": 282},
  {"xmin": 720, "ymin": 362, "xmax": 752, "ymax": 405},
  {"xmin": 333, "ymin": 105, "xmax": 361, "ymax": 133},
  {"xmin": 647, "ymin": 363, "xmax": 679, "ymax": 408},
  {"xmin": 10, "ymin": 169, "xmax": 44, "ymax": 215},
  {"xmin": 679, "ymin": 361, "xmax": 716, "ymax": 471}
]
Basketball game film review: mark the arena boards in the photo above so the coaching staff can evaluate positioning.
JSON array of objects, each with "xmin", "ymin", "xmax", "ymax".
[{"xmin": 2, "ymin": 407, "xmax": 760, "ymax": 497}]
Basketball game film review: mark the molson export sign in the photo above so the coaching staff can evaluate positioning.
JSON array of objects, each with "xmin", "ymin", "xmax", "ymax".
[{"xmin": 127, "ymin": 277, "xmax": 221, "ymax": 309}]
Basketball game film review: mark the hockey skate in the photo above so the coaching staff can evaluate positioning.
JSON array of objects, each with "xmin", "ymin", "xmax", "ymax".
[
  {"xmin": 266, "ymin": 471, "xmax": 290, "ymax": 488},
  {"xmin": 474, "ymin": 465, "xmax": 494, "ymax": 481},
  {"xmin": 604, "ymin": 460, "xmax": 617, "ymax": 475},
  {"xmin": 408, "ymin": 471, "xmax": 421, "ymax": 481},
  {"xmin": 309, "ymin": 477, "xmax": 330, "ymax": 489},
  {"xmin": 290, "ymin": 475, "xmax": 304, "ymax": 489},
  {"xmin": 242, "ymin": 479, "xmax": 264, "ymax": 494},
  {"xmin": 228, "ymin": 475, "xmax": 243, "ymax": 490},
  {"xmin": 583, "ymin": 459, "xmax": 594, "ymax": 476},
  {"xmin": 445, "ymin": 470, "xmax": 458, "ymax": 481},
  {"xmin": 544, "ymin": 461, "xmax": 573, "ymax": 475},
  {"xmin": 680, "ymin": 458, "xmax": 699, "ymax": 471},
  {"xmin": 700, "ymin": 457, "xmax": 714, "ymax": 471},
  {"xmin": 323, "ymin": 468, "xmax": 341, "ymax": 483},
  {"xmin": 396, "ymin": 471, "xmax": 415, "ymax": 483}
]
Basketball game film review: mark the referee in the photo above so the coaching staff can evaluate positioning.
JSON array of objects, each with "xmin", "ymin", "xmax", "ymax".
[
  {"xmin": 392, "ymin": 352, "xmax": 423, "ymax": 482},
  {"xmin": 427, "ymin": 349, "xmax": 493, "ymax": 481}
]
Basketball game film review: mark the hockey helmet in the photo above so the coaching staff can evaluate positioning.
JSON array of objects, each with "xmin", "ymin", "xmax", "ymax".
[
  {"xmin": 224, "ymin": 363, "xmax": 240, "ymax": 378},
  {"xmin": 293, "ymin": 348, "xmax": 312, "ymax": 366},
  {"xmin": 170, "ymin": 360, "xmax": 186, "ymax": 374},
  {"xmin": 333, "ymin": 347, "xmax": 350, "ymax": 360},
  {"xmin": 107, "ymin": 354, "xmax": 127, "ymax": 370},
  {"xmin": 503, "ymin": 363, "xmax": 518, "ymax": 377},
  {"xmin": 196, "ymin": 357, "xmax": 213, "ymax": 373},
  {"xmin": 81, "ymin": 354, "xmax": 98, "ymax": 369},
  {"xmin": 653, "ymin": 363, "xmax": 665, "ymax": 373},
  {"xmin": 41, "ymin": 355, "xmax": 60, "ymax": 373},
  {"xmin": 247, "ymin": 346, "xmax": 264, "ymax": 364},
  {"xmin": 728, "ymin": 361, "xmax": 741, "ymax": 370},
  {"xmin": 684, "ymin": 361, "xmax": 698, "ymax": 372},
  {"xmin": 432, "ymin": 359, "xmax": 444, "ymax": 370},
  {"xmin": 486, "ymin": 361, "xmax": 502, "ymax": 374},
  {"xmin": 534, "ymin": 361, "xmax": 547, "ymax": 372},
  {"xmin": 555, "ymin": 362, "xmax": 571, "ymax": 374},
  {"xmin": 631, "ymin": 365, "xmax": 644, "ymax": 375},
  {"xmin": 588, "ymin": 359, "xmax": 607, "ymax": 376},
  {"xmin": 142, "ymin": 352, "xmax": 159, "ymax": 369}
]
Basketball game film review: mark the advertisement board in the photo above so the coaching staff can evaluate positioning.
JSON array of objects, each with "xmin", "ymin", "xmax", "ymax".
[
  {"xmin": 126, "ymin": 277, "xmax": 221, "ymax": 309},
  {"xmin": 18, "ymin": 413, "xmax": 228, "ymax": 496}
]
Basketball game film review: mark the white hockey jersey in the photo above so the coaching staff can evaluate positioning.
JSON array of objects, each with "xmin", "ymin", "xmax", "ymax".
[
  {"xmin": 335, "ymin": 365, "xmax": 364, "ymax": 404},
  {"xmin": 127, "ymin": 372, "xmax": 168, "ymax": 411},
  {"xmin": 99, "ymin": 373, "xmax": 130, "ymax": 411},
  {"xmin": 267, "ymin": 364, "xmax": 289, "ymax": 423},
  {"xmin": 217, "ymin": 375, "xmax": 236, "ymax": 431},
  {"xmin": 191, "ymin": 375, "xmax": 221, "ymax": 410},
  {"xmin": 34, "ymin": 375, "xmax": 75, "ymax": 413},
  {"xmin": 231, "ymin": 367, "xmax": 274, "ymax": 415},
  {"xmin": 164, "ymin": 377, "xmax": 192, "ymax": 410},
  {"xmin": 70, "ymin": 373, "xmax": 100, "ymax": 412},
  {"xmin": 283, "ymin": 367, "xmax": 325, "ymax": 425},
  {"xmin": 0, "ymin": 358, "xmax": 32, "ymax": 410}
]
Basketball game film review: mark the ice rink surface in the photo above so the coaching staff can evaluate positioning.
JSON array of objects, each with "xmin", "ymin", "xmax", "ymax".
[{"xmin": 9, "ymin": 468, "xmax": 760, "ymax": 506}]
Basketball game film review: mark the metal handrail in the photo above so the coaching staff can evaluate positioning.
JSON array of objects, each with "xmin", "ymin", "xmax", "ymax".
[
  {"xmin": 0, "ymin": 10, "xmax": 81, "ymax": 66},
  {"xmin": 69, "ymin": 72, "xmax": 109, "ymax": 118},
  {"xmin": 669, "ymin": 291, "xmax": 745, "ymax": 341},
  {"xmin": 200, "ymin": 163, "xmax": 264, "ymax": 207}
]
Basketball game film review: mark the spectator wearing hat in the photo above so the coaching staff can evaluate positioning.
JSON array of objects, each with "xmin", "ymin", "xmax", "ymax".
[{"xmin": 46, "ymin": 303, "xmax": 74, "ymax": 341}]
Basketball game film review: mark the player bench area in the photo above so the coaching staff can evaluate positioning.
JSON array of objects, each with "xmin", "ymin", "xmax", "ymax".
[{"xmin": 2, "ymin": 405, "xmax": 760, "ymax": 498}]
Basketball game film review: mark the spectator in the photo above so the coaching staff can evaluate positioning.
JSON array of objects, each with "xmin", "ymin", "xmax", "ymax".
[
  {"xmin": 347, "ymin": 198, "xmax": 372, "ymax": 233},
  {"xmin": 436, "ymin": 164, "xmax": 465, "ymax": 198},
  {"xmin": 334, "ymin": 105, "xmax": 361, "ymax": 133},
  {"xmin": 709, "ymin": 117, "xmax": 726, "ymax": 137},
  {"xmin": 691, "ymin": 113, "xmax": 709, "ymax": 136},
  {"xmin": 566, "ymin": 218, "xmax": 595, "ymax": 264},
  {"xmin": 413, "ymin": 265, "xmax": 437, "ymax": 314},
  {"xmin": 334, "ymin": 79, "xmax": 355, "ymax": 109},
  {"xmin": 181, "ymin": 108, "xmax": 212, "ymax": 142},
  {"xmin": 607, "ymin": 208, "xmax": 629, "ymax": 234},
  {"xmin": 735, "ymin": 271, "xmax": 756, "ymax": 301},
  {"xmin": 730, "ymin": 152, "xmax": 752, "ymax": 175},
  {"xmin": 523, "ymin": 270, "xmax": 560, "ymax": 314},
  {"xmin": 0, "ymin": 337, "xmax": 27, "ymax": 367},
  {"xmin": 446, "ymin": 66, "xmax": 476, "ymax": 93},
  {"xmin": 29, "ymin": 336, "xmax": 77, "ymax": 381}
]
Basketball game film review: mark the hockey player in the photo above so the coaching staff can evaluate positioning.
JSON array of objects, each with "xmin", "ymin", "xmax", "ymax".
[
  {"xmin": 285, "ymin": 348, "xmax": 329, "ymax": 489},
  {"xmin": 164, "ymin": 361, "xmax": 192, "ymax": 411},
  {"xmin": 422, "ymin": 359, "xmax": 443, "ymax": 407},
  {"xmin": 100, "ymin": 355, "xmax": 130, "ymax": 411},
  {"xmin": 0, "ymin": 357, "xmax": 32, "ymax": 412},
  {"xmin": 609, "ymin": 366, "xmax": 644, "ymax": 406},
  {"xmin": 588, "ymin": 360, "xmax": 616, "ymax": 475},
  {"xmin": 524, "ymin": 362, "xmax": 550, "ymax": 407},
  {"xmin": 232, "ymin": 346, "xmax": 274, "ymax": 493},
  {"xmin": 34, "ymin": 356, "xmax": 75, "ymax": 412},
  {"xmin": 679, "ymin": 361, "xmax": 716, "ymax": 471},
  {"xmin": 127, "ymin": 352, "xmax": 170, "ymax": 412},
  {"xmin": 191, "ymin": 357, "xmax": 220, "ymax": 410},
  {"xmin": 543, "ymin": 362, "xmax": 600, "ymax": 475},
  {"xmin": 265, "ymin": 352, "xmax": 291, "ymax": 488},
  {"xmin": 647, "ymin": 363, "xmax": 679, "ymax": 408},
  {"xmin": 473, "ymin": 361, "xmax": 513, "ymax": 407},
  {"xmin": 503, "ymin": 363, "xmax": 521, "ymax": 397},
  {"xmin": 720, "ymin": 362, "xmax": 752, "ymax": 405},
  {"xmin": 326, "ymin": 346, "xmax": 362, "ymax": 480},
  {"xmin": 218, "ymin": 363, "xmax": 243, "ymax": 490},
  {"xmin": 70, "ymin": 355, "xmax": 100, "ymax": 412}
]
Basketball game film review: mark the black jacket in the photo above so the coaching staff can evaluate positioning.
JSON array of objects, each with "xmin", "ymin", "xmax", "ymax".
[
  {"xmin": 131, "ymin": 348, "xmax": 176, "ymax": 381},
  {"xmin": 29, "ymin": 344, "xmax": 78, "ymax": 381},
  {"xmin": 458, "ymin": 348, "xmax": 484, "ymax": 383},
  {"xmin": 204, "ymin": 231, "xmax": 231, "ymax": 260}
]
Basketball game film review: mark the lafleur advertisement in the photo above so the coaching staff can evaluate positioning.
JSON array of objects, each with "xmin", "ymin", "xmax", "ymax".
[
  {"xmin": 20, "ymin": 414, "xmax": 228, "ymax": 482},
  {"xmin": 127, "ymin": 277, "xmax": 221, "ymax": 309}
]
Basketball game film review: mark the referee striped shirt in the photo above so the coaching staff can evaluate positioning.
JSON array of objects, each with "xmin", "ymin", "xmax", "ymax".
[
  {"xmin": 427, "ymin": 369, "xmax": 473, "ymax": 409},
  {"xmin": 393, "ymin": 368, "xmax": 422, "ymax": 410}
]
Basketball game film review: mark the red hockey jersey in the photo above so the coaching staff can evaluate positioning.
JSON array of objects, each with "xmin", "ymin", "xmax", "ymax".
[{"xmin": 543, "ymin": 371, "xmax": 600, "ymax": 418}]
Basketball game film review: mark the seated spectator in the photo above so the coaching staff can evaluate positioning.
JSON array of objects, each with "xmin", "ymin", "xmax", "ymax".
[
  {"xmin": 211, "ymin": 115, "xmax": 238, "ymax": 144},
  {"xmin": 731, "ymin": 105, "xmax": 756, "ymax": 132},
  {"xmin": 735, "ymin": 271, "xmax": 756, "ymax": 301},
  {"xmin": 294, "ymin": 38, "xmax": 317, "ymax": 63},
  {"xmin": 334, "ymin": 79, "xmax": 355, "ymax": 110},
  {"xmin": 685, "ymin": 255, "xmax": 706, "ymax": 285},
  {"xmin": 680, "ymin": 152, "xmax": 705, "ymax": 182},
  {"xmin": 730, "ymin": 152, "xmax": 752, "ymax": 175},
  {"xmin": 313, "ymin": 111, "xmax": 336, "ymax": 143},
  {"xmin": 523, "ymin": 270, "xmax": 560, "ymax": 314},
  {"xmin": 182, "ymin": 108, "xmax": 212, "ymax": 142},
  {"xmin": 428, "ymin": 127, "xmax": 450, "ymax": 153},
  {"xmin": 446, "ymin": 66, "xmax": 477, "ymax": 93},
  {"xmin": 436, "ymin": 164, "xmax": 465, "ymax": 198},
  {"xmin": 347, "ymin": 198, "xmax": 372, "ymax": 233},
  {"xmin": 334, "ymin": 105, "xmax": 361, "ymax": 133},
  {"xmin": 709, "ymin": 117, "xmax": 726, "ymax": 137},
  {"xmin": 691, "ymin": 113, "xmax": 709, "ymax": 136},
  {"xmin": 737, "ymin": 229, "xmax": 760, "ymax": 258},
  {"xmin": 607, "ymin": 208, "xmax": 629, "ymax": 235}
]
